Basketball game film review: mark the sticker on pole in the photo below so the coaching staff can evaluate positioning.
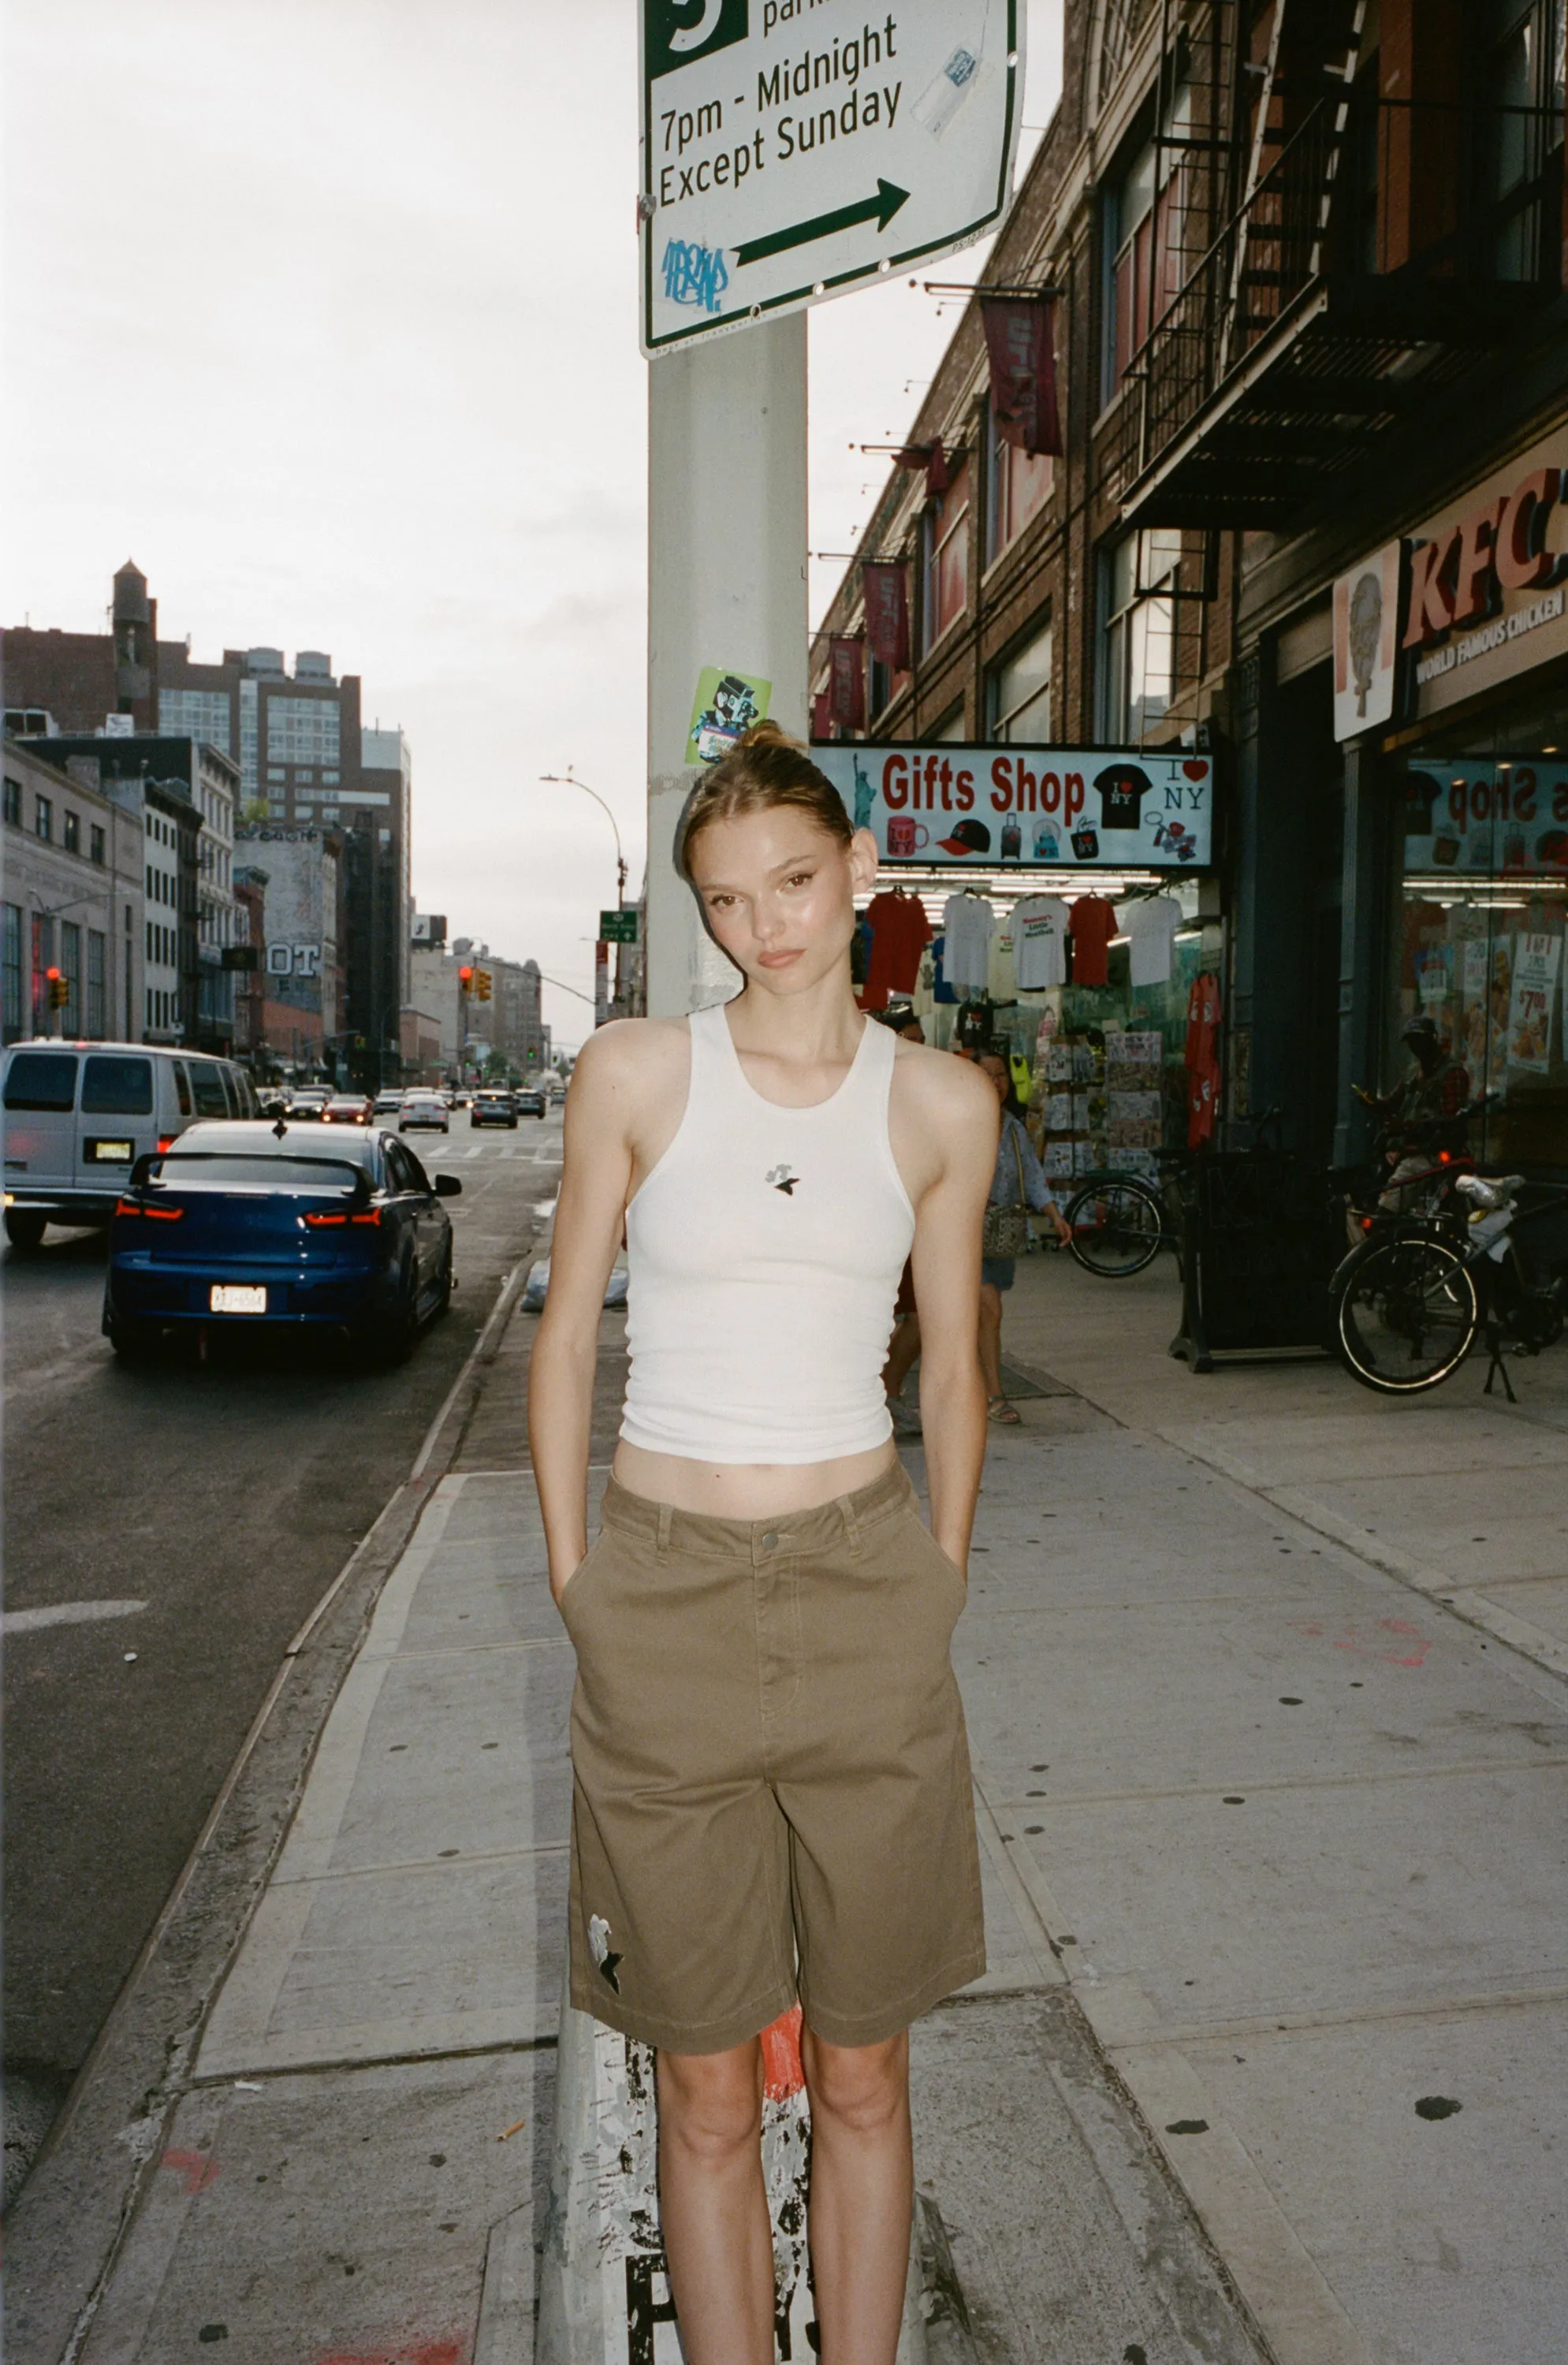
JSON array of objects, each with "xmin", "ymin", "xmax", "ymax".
[{"xmin": 640, "ymin": 0, "xmax": 1022, "ymax": 356}]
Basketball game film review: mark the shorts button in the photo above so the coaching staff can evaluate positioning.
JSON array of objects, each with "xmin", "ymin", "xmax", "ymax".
[{"xmin": 761, "ymin": 1531, "xmax": 780, "ymax": 1551}]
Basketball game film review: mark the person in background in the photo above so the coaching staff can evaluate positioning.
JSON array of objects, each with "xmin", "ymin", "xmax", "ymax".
[
  {"xmin": 1353, "ymin": 1013, "xmax": 1469, "ymax": 1211},
  {"xmin": 874, "ymin": 1004, "xmax": 927, "ymax": 1430},
  {"xmin": 975, "ymin": 1049, "xmax": 1071, "ymax": 1425}
]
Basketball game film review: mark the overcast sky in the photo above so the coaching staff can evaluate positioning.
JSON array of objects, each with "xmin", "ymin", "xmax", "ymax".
[{"xmin": 4, "ymin": 1, "xmax": 1062, "ymax": 1052}]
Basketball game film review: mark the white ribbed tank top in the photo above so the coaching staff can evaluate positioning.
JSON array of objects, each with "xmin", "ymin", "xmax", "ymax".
[{"xmin": 620, "ymin": 1002, "xmax": 916, "ymax": 1464}]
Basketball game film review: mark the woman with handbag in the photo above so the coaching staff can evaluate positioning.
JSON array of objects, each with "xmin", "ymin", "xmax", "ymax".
[{"xmin": 975, "ymin": 1050, "xmax": 1071, "ymax": 1424}]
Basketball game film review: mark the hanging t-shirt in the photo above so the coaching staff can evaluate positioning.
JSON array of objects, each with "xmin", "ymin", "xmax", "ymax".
[
  {"xmin": 1011, "ymin": 895, "xmax": 1071, "ymax": 991},
  {"xmin": 1115, "ymin": 895, "xmax": 1183, "ymax": 988},
  {"xmin": 941, "ymin": 893, "xmax": 996, "ymax": 994},
  {"xmin": 1185, "ymin": 970, "xmax": 1223, "ymax": 1149},
  {"xmin": 1094, "ymin": 761, "xmax": 1153, "ymax": 832},
  {"xmin": 1067, "ymin": 895, "xmax": 1117, "ymax": 987},
  {"xmin": 862, "ymin": 890, "xmax": 933, "ymax": 1007}
]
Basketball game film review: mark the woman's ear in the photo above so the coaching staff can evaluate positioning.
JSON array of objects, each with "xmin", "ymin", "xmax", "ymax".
[{"xmin": 848, "ymin": 828, "xmax": 880, "ymax": 892}]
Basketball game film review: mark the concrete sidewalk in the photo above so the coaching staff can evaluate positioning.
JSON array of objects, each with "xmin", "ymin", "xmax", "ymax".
[{"xmin": 50, "ymin": 1254, "xmax": 1567, "ymax": 2364}]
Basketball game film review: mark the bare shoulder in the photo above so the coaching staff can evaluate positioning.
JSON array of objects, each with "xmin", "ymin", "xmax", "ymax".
[
  {"xmin": 569, "ymin": 1016, "xmax": 687, "ymax": 1096},
  {"xmin": 891, "ymin": 1038, "xmax": 997, "ymax": 1133}
]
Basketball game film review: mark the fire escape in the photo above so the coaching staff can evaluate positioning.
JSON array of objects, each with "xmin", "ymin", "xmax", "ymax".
[{"xmin": 1105, "ymin": 0, "xmax": 1565, "ymax": 531}]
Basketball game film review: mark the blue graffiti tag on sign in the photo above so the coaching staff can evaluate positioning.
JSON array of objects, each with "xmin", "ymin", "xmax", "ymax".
[{"xmin": 661, "ymin": 237, "xmax": 729, "ymax": 313}]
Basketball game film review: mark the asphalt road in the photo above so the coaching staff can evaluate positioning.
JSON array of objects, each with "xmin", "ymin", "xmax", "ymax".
[{"xmin": 2, "ymin": 1111, "xmax": 561, "ymax": 2188}]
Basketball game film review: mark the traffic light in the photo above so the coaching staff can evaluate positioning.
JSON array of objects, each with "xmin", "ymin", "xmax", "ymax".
[
  {"xmin": 474, "ymin": 966, "xmax": 492, "ymax": 1002},
  {"xmin": 46, "ymin": 966, "xmax": 68, "ymax": 1009},
  {"xmin": 457, "ymin": 965, "xmax": 474, "ymax": 995}
]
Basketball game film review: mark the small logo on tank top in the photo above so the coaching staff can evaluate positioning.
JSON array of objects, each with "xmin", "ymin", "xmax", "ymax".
[{"xmin": 765, "ymin": 1163, "xmax": 799, "ymax": 1196}]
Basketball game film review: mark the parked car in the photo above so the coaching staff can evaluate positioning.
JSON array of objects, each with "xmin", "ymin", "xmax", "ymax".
[
  {"xmin": 513, "ymin": 1085, "xmax": 547, "ymax": 1118},
  {"xmin": 322, "ymin": 1095, "xmax": 374, "ymax": 1127},
  {"xmin": 2, "ymin": 1041, "xmax": 259, "ymax": 1250},
  {"xmin": 471, "ymin": 1089, "xmax": 518, "ymax": 1130},
  {"xmin": 398, "ymin": 1092, "xmax": 450, "ymax": 1134},
  {"xmin": 102, "ymin": 1119, "xmax": 460, "ymax": 1364}
]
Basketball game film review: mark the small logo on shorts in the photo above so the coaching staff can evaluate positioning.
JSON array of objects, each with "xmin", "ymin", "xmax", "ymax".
[
  {"xmin": 588, "ymin": 1912, "xmax": 622, "ymax": 1994},
  {"xmin": 765, "ymin": 1164, "xmax": 799, "ymax": 1196}
]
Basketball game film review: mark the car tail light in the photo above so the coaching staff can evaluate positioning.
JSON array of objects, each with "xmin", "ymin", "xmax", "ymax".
[
  {"xmin": 157, "ymin": 1135, "xmax": 176, "ymax": 1153},
  {"xmin": 304, "ymin": 1210, "xmax": 348, "ymax": 1227},
  {"xmin": 117, "ymin": 1198, "xmax": 184, "ymax": 1220},
  {"xmin": 350, "ymin": 1208, "xmax": 383, "ymax": 1226}
]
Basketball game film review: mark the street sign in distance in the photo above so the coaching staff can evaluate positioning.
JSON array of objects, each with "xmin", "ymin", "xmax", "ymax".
[
  {"xmin": 640, "ymin": 0, "xmax": 1022, "ymax": 356},
  {"xmin": 600, "ymin": 908, "xmax": 642, "ymax": 944}
]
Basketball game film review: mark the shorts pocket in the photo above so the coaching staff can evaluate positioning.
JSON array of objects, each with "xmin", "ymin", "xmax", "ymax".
[{"xmin": 557, "ymin": 1527, "xmax": 612, "ymax": 1622}]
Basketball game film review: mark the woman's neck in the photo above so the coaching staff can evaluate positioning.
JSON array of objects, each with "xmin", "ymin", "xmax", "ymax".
[{"xmin": 725, "ymin": 962, "xmax": 864, "ymax": 1067}]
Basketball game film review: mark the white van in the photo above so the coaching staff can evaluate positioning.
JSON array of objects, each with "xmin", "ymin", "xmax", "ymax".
[{"xmin": 2, "ymin": 1040, "xmax": 259, "ymax": 1249}]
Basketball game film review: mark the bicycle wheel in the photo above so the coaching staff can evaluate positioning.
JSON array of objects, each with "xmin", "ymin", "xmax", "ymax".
[
  {"xmin": 1335, "ymin": 1231, "xmax": 1478, "ymax": 1394},
  {"xmin": 1064, "ymin": 1177, "xmax": 1164, "ymax": 1278}
]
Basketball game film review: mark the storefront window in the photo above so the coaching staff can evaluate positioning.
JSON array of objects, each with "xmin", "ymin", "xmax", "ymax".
[{"xmin": 1395, "ymin": 743, "xmax": 1568, "ymax": 1168}]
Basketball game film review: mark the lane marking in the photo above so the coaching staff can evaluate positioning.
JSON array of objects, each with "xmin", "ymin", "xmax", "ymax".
[{"xmin": 5, "ymin": 1599, "xmax": 147, "ymax": 1634}]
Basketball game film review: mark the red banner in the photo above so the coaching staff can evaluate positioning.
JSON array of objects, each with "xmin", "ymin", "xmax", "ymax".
[
  {"xmin": 829, "ymin": 637, "xmax": 866, "ymax": 731},
  {"xmin": 861, "ymin": 563, "xmax": 910, "ymax": 672},
  {"xmin": 981, "ymin": 296, "xmax": 1062, "ymax": 458},
  {"xmin": 810, "ymin": 691, "xmax": 832, "ymax": 741},
  {"xmin": 892, "ymin": 438, "xmax": 951, "ymax": 496}
]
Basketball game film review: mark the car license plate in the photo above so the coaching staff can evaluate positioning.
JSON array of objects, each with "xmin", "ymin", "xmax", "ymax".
[
  {"xmin": 210, "ymin": 1284, "xmax": 267, "ymax": 1314},
  {"xmin": 88, "ymin": 1139, "xmax": 134, "ymax": 1163}
]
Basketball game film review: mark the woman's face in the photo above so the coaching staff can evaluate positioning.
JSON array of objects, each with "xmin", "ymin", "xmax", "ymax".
[
  {"xmin": 688, "ymin": 806, "xmax": 878, "ymax": 994},
  {"xmin": 978, "ymin": 1054, "xmax": 1010, "ymax": 1104}
]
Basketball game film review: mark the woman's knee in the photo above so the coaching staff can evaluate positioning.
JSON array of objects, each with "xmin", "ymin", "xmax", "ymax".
[
  {"xmin": 657, "ymin": 2040, "xmax": 763, "ymax": 2162},
  {"xmin": 800, "ymin": 2028, "xmax": 909, "ymax": 2136}
]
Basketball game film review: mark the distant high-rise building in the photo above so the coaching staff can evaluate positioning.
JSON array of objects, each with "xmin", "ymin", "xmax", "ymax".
[{"xmin": 4, "ymin": 562, "xmax": 411, "ymax": 1083}]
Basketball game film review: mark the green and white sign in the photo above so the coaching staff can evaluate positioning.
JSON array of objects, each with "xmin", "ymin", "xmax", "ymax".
[
  {"xmin": 600, "ymin": 908, "xmax": 642, "ymax": 944},
  {"xmin": 639, "ymin": 0, "xmax": 1022, "ymax": 355}
]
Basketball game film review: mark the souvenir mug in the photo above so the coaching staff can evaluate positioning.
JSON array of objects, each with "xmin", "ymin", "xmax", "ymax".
[{"xmin": 886, "ymin": 815, "xmax": 929, "ymax": 858}]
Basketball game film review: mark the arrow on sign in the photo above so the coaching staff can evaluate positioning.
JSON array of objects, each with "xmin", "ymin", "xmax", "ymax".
[{"xmin": 733, "ymin": 180, "xmax": 910, "ymax": 268}]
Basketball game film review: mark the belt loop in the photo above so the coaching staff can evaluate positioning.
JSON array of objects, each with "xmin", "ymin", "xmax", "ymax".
[
  {"xmin": 839, "ymin": 1491, "xmax": 862, "ymax": 1559},
  {"xmin": 656, "ymin": 1502, "xmax": 673, "ymax": 1564}
]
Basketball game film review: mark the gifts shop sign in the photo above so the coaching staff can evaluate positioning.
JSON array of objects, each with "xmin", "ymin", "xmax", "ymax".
[{"xmin": 814, "ymin": 743, "xmax": 1214, "ymax": 868}]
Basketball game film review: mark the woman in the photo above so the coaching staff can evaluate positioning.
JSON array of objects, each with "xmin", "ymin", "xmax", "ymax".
[
  {"xmin": 975, "ymin": 1048, "xmax": 1071, "ymax": 1425},
  {"xmin": 528, "ymin": 724, "xmax": 996, "ymax": 2365}
]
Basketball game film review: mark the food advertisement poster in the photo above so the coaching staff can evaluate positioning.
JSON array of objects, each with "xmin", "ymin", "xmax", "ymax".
[{"xmin": 1507, "ymin": 931, "xmax": 1561, "ymax": 1072}]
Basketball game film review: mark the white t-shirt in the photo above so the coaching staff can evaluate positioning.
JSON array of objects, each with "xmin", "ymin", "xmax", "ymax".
[
  {"xmin": 1011, "ymin": 896, "xmax": 1071, "ymax": 990},
  {"xmin": 1115, "ymin": 895, "xmax": 1183, "ymax": 988},
  {"xmin": 941, "ymin": 893, "xmax": 996, "ymax": 993}
]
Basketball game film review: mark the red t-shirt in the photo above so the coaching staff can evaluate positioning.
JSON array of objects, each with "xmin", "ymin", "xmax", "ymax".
[
  {"xmin": 862, "ymin": 892, "xmax": 932, "ymax": 1007},
  {"xmin": 1067, "ymin": 895, "xmax": 1117, "ymax": 987}
]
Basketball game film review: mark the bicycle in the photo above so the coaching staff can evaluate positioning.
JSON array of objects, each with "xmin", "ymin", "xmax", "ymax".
[
  {"xmin": 1332, "ymin": 1172, "xmax": 1568, "ymax": 1398},
  {"xmin": 1062, "ymin": 1170, "xmax": 1171, "ymax": 1277},
  {"xmin": 1062, "ymin": 1106, "xmax": 1285, "ymax": 1280}
]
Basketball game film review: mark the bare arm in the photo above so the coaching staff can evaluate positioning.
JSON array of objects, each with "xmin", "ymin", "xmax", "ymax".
[
  {"xmin": 903, "ymin": 1058, "xmax": 998, "ymax": 1576},
  {"xmin": 526, "ymin": 1026, "xmax": 639, "ymax": 1601}
]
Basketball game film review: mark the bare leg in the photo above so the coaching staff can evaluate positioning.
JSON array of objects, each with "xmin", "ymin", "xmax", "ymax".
[
  {"xmin": 978, "ymin": 1280, "xmax": 1004, "ymax": 1400},
  {"xmin": 655, "ymin": 2041, "xmax": 774, "ymax": 2364},
  {"xmin": 801, "ymin": 2025, "xmax": 914, "ymax": 2364},
  {"xmin": 883, "ymin": 1311, "xmax": 922, "ymax": 1399}
]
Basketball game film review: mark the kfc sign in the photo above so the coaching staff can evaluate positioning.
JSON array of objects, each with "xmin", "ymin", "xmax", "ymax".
[{"xmin": 1398, "ymin": 430, "xmax": 1568, "ymax": 722}]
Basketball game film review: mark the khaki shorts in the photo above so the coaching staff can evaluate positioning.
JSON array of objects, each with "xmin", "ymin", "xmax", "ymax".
[{"xmin": 560, "ymin": 1462, "xmax": 985, "ymax": 2054}]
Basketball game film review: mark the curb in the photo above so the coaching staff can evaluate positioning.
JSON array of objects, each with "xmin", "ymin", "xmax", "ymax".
[{"xmin": 7, "ymin": 1259, "xmax": 532, "ymax": 2365}]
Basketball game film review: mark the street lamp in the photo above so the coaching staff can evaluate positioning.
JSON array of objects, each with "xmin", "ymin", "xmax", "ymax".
[{"xmin": 539, "ymin": 772, "xmax": 629, "ymax": 907}]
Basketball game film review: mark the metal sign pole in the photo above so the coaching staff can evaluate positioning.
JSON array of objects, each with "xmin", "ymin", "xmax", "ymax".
[{"xmin": 645, "ymin": 314, "xmax": 809, "ymax": 1015}]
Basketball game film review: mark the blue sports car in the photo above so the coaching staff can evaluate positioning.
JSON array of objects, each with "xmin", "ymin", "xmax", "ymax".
[{"xmin": 102, "ymin": 1119, "xmax": 460, "ymax": 1364}]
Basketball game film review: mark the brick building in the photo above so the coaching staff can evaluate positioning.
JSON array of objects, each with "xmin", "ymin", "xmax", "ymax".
[
  {"xmin": 2, "ymin": 741, "xmax": 143, "ymax": 1045},
  {"xmin": 4, "ymin": 562, "xmax": 411, "ymax": 1086},
  {"xmin": 816, "ymin": 0, "xmax": 1568, "ymax": 1174}
]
